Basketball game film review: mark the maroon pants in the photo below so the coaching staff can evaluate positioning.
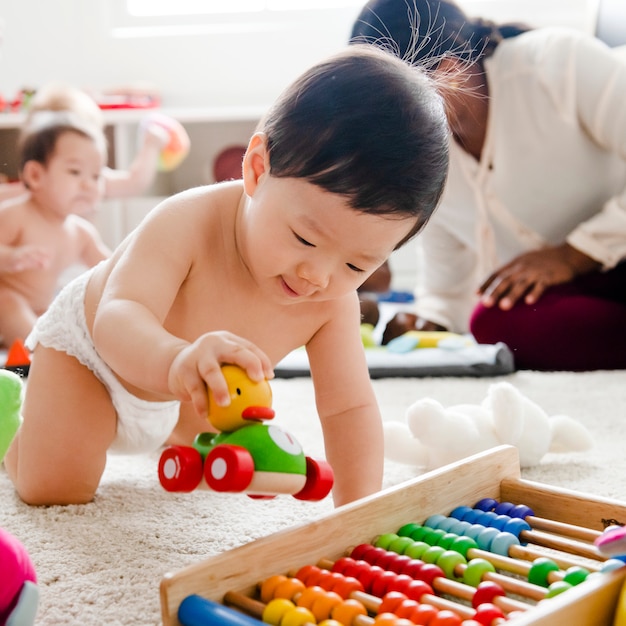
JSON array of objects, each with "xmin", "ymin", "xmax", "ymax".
[{"xmin": 470, "ymin": 262, "xmax": 626, "ymax": 371}]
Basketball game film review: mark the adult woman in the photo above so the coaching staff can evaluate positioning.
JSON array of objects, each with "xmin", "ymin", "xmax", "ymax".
[{"xmin": 351, "ymin": 0, "xmax": 626, "ymax": 370}]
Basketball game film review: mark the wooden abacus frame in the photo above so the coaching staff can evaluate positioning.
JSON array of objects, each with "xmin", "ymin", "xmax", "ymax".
[{"xmin": 160, "ymin": 446, "xmax": 626, "ymax": 626}]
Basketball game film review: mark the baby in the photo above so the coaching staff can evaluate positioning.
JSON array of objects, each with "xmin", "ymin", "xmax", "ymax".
[
  {"xmin": 3, "ymin": 46, "xmax": 449, "ymax": 507},
  {"xmin": 0, "ymin": 111, "xmax": 110, "ymax": 347}
]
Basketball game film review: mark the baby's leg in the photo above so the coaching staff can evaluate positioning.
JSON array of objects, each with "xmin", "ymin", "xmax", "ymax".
[
  {"xmin": 0, "ymin": 287, "xmax": 37, "ymax": 347},
  {"xmin": 4, "ymin": 345, "xmax": 117, "ymax": 505}
]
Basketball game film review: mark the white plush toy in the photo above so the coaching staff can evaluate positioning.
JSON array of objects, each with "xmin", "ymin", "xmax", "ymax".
[{"xmin": 384, "ymin": 381, "xmax": 593, "ymax": 470}]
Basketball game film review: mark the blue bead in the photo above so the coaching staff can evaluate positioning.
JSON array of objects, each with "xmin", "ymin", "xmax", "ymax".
[{"xmin": 474, "ymin": 498, "xmax": 498, "ymax": 512}]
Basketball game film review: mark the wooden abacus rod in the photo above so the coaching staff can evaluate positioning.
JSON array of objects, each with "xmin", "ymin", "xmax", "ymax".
[{"xmin": 524, "ymin": 515, "xmax": 601, "ymax": 543}]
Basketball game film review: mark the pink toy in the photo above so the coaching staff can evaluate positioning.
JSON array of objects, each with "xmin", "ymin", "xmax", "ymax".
[
  {"xmin": 0, "ymin": 527, "xmax": 38, "ymax": 626},
  {"xmin": 141, "ymin": 112, "xmax": 190, "ymax": 172},
  {"xmin": 595, "ymin": 525, "xmax": 626, "ymax": 558}
]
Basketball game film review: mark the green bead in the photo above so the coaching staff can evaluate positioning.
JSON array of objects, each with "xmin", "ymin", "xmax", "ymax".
[
  {"xmin": 404, "ymin": 541, "xmax": 429, "ymax": 560},
  {"xmin": 528, "ymin": 558, "xmax": 560, "ymax": 587},
  {"xmin": 388, "ymin": 536, "xmax": 415, "ymax": 555},
  {"xmin": 375, "ymin": 533, "xmax": 399, "ymax": 550},
  {"xmin": 546, "ymin": 581, "xmax": 572, "ymax": 598},
  {"xmin": 437, "ymin": 550, "xmax": 467, "ymax": 581},
  {"xmin": 422, "ymin": 528, "xmax": 446, "ymax": 546},
  {"xmin": 436, "ymin": 533, "xmax": 458, "ymax": 550},
  {"xmin": 397, "ymin": 523, "xmax": 421, "ymax": 538},
  {"xmin": 463, "ymin": 558, "xmax": 496, "ymax": 587},
  {"xmin": 450, "ymin": 536, "xmax": 478, "ymax": 559},
  {"xmin": 422, "ymin": 545, "xmax": 446, "ymax": 564},
  {"xmin": 562, "ymin": 566, "xmax": 589, "ymax": 586},
  {"xmin": 408, "ymin": 526, "xmax": 428, "ymax": 542}
]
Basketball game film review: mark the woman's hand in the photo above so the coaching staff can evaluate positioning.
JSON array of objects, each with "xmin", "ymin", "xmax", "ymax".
[
  {"xmin": 479, "ymin": 243, "xmax": 600, "ymax": 310},
  {"xmin": 167, "ymin": 331, "xmax": 274, "ymax": 417},
  {"xmin": 382, "ymin": 312, "xmax": 447, "ymax": 344}
]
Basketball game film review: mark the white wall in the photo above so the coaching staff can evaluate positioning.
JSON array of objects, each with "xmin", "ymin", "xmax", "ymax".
[{"xmin": 1, "ymin": 1, "xmax": 597, "ymax": 109}]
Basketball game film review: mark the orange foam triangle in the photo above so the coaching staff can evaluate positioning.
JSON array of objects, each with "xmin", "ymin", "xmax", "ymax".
[{"xmin": 5, "ymin": 339, "xmax": 31, "ymax": 367}]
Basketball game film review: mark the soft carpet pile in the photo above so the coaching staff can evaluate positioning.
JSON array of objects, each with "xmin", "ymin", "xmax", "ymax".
[{"xmin": 1, "ymin": 369, "xmax": 624, "ymax": 625}]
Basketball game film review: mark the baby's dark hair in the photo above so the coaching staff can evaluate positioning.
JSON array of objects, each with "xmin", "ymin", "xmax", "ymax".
[
  {"xmin": 260, "ymin": 45, "xmax": 449, "ymax": 245},
  {"xmin": 19, "ymin": 110, "xmax": 107, "ymax": 176},
  {"xmin": 350, "ymin": 0, "xmax": 530, "ymax": 69}
]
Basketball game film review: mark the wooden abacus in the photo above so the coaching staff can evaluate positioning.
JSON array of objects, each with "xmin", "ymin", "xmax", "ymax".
[{"xmin": 160, "ymin": 446, "xmax": 626, "ymax": 626}]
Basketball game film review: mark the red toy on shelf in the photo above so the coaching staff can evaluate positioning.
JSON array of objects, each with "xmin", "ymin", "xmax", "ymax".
[{"xmin": 158, "ymin": 365, "xmax": 333, "ymax": 501}]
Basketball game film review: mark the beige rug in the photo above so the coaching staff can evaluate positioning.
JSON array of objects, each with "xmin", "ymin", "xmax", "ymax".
[{"xmin": 1, "ymin": 369, "xmax": 625, "ymax": 625}]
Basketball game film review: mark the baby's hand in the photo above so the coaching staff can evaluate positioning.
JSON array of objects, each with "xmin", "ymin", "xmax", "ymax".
[
  {"xmin": 141, "ymin": 121, "xmax": 170, "ymax": 150},
  {"xmin": 167, "ymin": 331, "xmax": 274, "ymax": 417},
  {"xmin": 3, "ymin": 245, "xmax": 51, "ymax": 273}
]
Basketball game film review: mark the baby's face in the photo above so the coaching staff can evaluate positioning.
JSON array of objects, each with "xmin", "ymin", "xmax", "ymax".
[
  {"xmin": 39, "ymin": 131, "xmax": 106, "ymax": 217},
  {"xmin": 240, "ymin": 174, "xmax": 415, "ymax": 304}
]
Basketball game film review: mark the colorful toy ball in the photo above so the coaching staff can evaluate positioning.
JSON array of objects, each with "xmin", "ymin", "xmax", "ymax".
[
  {"xmin": 0, "ymin": 527, "xmax": 38, "ymax": 626},
  {"xmin": 141, "ymin": 111, "xmax": 190, "ymax": 172}
]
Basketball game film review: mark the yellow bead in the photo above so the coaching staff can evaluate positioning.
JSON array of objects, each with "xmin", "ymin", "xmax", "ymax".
[{"xmin": 263, "ymin": 598, "xmax": 295, "ymax": 626}]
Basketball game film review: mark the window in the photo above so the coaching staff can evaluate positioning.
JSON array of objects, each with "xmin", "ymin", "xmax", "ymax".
[{"xmin": 110, "ymin": 0, "xmax": 365, "ymax": 37}]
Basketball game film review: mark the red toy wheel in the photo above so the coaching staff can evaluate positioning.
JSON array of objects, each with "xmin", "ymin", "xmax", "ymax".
[
  {"xmin": 158, "ymin": 446, "xmax": 203, "ymax": 492},
  {"xmin": 204, "ymin": 445, "xmax": 255, "ymax": 492},
  {"xmin": 293, "ymin": 457, "xmax": 334, "ymax": 501}
]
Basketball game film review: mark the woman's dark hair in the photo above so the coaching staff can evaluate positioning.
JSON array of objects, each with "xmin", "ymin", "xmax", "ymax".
[
  {"xmin": 260, "ymin": 45, "xmax": 449, "ymax": 245},
  {"xmin": 350, "ymin": 0, "xmax": 530, "ymax": 68}
]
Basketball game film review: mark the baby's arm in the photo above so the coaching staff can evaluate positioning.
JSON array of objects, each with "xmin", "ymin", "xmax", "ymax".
[
  {"xmin": 74, "ymin": 217, "xmax": 112, "ymax": 267},
  {"xmin": 92, "ymin": 192, "xmax": 273, "ymax": 414},
  {"xmin": 103, "ymin": 122, "xmax": 169, "ymax": 199},
  {"xmin": 0, "ymin": 244, "xmax": 51, "ymax": 273},
  {"xmin": 307, "ymin": 295, "xmax": 384, "ymax": 506}
]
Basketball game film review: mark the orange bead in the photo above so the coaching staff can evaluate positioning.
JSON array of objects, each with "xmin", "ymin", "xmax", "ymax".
[
  {"xmin": 261, "ymin": 575, "xmax": 289, "ymax": 604},
  {"xmin": 311, "ymin": 591, "xmax": 343, "ymax": 622},
  {"xmin": 331, "ymin": 598, "xmax": 368, "ymax": 626},
  {"xmin": 297, "ymin": 585, "xmax": 327, "ymax": 610},
  {"xmin": 274, "ymin": 577, "xmax": 307, "ymax": 601},
  {"xmin": 373, "ymin": 613, "xmax": 396, "ymax": 626}
]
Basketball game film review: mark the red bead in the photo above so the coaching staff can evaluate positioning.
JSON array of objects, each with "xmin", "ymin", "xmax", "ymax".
[
  {"xmin": 473, "ymin": 603, "xmax": 506, "ymax": 625},
  {"xmin": 390, "ymin": 554, "xmax": 413, "ymax": 574},
  {"xmin": 403, "ymin": 579, "xmax": 433, "ymax": 602},
  {"xmin": 358, "ymin": 564, "xmax": 385, "ymax": 593},
  {"xmin": 330, "ymin": 575, "xmax": 364, "ymax": 598},
  {"xmin": 430, "ymin": 609, "xmax": 463, "ymax": 626},
  {"xmin": 386, "ymin": 573, "xmax": 414, "ymax": 595},
  {"xmin": 350, "ymin": 544, "xmax": 376, "ymax": 561},
  {"xmin": 417, "ymin": 564, "xmax": 445, "ymax": 586},
  {"xmin": 378, "ymin": 591, "xmax": 408, "ymax": 614},
  {"xmin": 332, "ymin": 557, "xmax": 355, "ymax": 576},
  {"xmin": 402, "ymin": 560, "xmax": 426, "ymax": 579},
  {"xmin": 471, "ymin": 581, "xmax": 505, "ymax": 608},
  {"xmin": 370, "ymin": 570, "xmax": 398, "ymax": 597},
  {"xmin": 408, "ymin": 603, "xmax": 439, "ymax": 625},
  {"xmin": 394, "ymin": 598, "xmax": 420, "ymax": 619}
]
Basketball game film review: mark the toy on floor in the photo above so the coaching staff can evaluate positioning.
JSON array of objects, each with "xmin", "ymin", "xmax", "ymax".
[
  {"xmin": 385, "ymin": 330, "xmax": 474, "ymax": 352},
  {"xmin": 3, "ymin": 339, "xmax": 31, "ymax": 377},
  {"xmin": 0, "ymin": 527, "xmax": 38, "ymax": 626},
  {"xmin": 140, "ymin": 112, "xmax": 190, "ymax": 172},
  {"xmin": 384, "ymin": 381, "xmax": 594, "ymax": 471},
  {"xmin": 0, "ymin": 369, "xmax": 23, "ymax": 464},
  {"xmin": 158, "ymin": 365, "xmax": 334, "ymax": 500}
]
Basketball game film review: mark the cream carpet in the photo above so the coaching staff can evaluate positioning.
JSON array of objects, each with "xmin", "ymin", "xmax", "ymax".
[{"xmin": 1, "ymin": 369, "xmax": 625, "ymax": 625}]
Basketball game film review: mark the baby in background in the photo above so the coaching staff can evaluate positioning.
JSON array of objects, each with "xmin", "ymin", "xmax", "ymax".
[
  {"xmin": 0, "ymin": 82, "xmax": 176, "ymax": 204},
  {"xmin": 0, "ymin": 110, "xmax": 111, "ymax": 347}
]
